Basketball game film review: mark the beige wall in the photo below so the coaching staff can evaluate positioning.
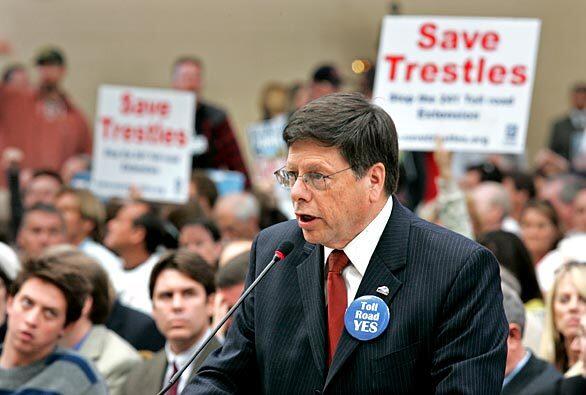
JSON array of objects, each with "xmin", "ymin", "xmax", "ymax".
[{"xmin": 1, "ymin": 0, "xmax": 584, "ymax": 163}]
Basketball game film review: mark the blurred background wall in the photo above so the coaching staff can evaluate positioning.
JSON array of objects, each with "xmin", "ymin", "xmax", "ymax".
[{"xmin": 1, "ymin": 0, "xmax": 584, "ymax": 162}]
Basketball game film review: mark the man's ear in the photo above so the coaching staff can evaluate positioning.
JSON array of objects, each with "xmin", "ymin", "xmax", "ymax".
[
  {"xmin": 129, "ymin": 226, "xmax": 146, "ymax": 245},
  {"xmin": 367, "ymin": 163, "xmax": 386, "ymax": 202},
  {"xmin": 81, "ymin": 297, "xmax": 93, "ymax": 318},
  {"xmin": 5, "ymin": 295, "xmax": 14, "ymax": 316},
  {"xmin": 508, "ymin": 323, "xmax": 522, "ymax": 341},
  {"xmin": 206, "ymin": 293, "xmax": 216, "ymax": 318}
]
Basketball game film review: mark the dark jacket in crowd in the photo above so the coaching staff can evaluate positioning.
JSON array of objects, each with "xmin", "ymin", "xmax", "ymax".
[{"xmin": 106, "ymin": 299, "xmax": 165, "ymax": 352}]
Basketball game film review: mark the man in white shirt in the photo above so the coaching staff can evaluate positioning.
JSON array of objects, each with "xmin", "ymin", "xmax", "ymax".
[
  {"xmin": 123, "ymin": 249, "xmax": 221, "ymax": 395},
  {"xmin": 103, "ymin": 201, "xmax": 173, "ymax": 314}
]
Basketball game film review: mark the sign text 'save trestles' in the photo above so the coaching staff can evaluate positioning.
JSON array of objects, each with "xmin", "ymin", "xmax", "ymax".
[
  {"xmin": 91, "ymin": 85, "xmax": 195, "ymax": 204},
  {"xmin": 373, "ymin": 16, "xmax": 541, "ymax": 153}
]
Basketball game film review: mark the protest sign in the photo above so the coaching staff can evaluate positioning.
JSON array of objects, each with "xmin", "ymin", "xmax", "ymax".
[
  {"xmin": 246, "ymin": 114, "xmax": 288, "ymax": 186},
  {"xmin": 91, "ymin": 85, "xmax": 195, "ymax": 203},
  {"xmin": 373, "ymin": 16, "xmax": 540, "ymax": 153}
]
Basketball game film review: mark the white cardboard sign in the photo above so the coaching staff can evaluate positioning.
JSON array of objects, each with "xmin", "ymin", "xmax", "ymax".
[
  {"xmin": 91, "ymin": 85, "xmax": 195, "ymax": 203},
  {"xmin": 373, "ymin": 16, "xmax": 541, "ymax": 153}
]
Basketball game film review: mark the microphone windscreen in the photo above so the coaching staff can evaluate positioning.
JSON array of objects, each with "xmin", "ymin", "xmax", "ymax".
[{"xmin": 276, "ymin": 241, "xmax": 294, "ymax": 257}]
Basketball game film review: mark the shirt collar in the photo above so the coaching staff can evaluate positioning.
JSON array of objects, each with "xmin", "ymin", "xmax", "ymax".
[
  {"xmin": 503, "ymin": 350, "xmax": 531, "ymax": 388},
  {"xmin": 164, "ymin": 328, "xmax": 212, "ymax": 370},
  {"xmin": 324, "ymin": 196, "xmax": 393, "ymax": 276}
]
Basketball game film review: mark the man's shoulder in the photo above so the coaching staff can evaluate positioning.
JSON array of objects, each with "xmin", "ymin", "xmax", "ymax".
[
  {"xmin": 36, "ymin": 347, "xmax": 107, "ymax": 394},
  {"xmin": 46, "ymin": 347, "xmax": 101, "ymax": 381},
  {"xmin": 124, "ymin": 349, "xmax": 166, "ymax": 387},
  {"xmin": 91, "ymin": 326, "xmax": 141, "ymax": 366}
]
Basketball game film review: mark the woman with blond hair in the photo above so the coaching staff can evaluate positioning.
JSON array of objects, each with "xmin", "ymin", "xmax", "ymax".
[{"xmin": 539, "ymin": 261, "xmax": 586, "ymax": 374}]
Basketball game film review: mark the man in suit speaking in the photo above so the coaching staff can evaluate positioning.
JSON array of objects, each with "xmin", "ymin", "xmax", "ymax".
[{"xmin": 184, "ymin": 93, "xmax": 508, "ymax": 393}]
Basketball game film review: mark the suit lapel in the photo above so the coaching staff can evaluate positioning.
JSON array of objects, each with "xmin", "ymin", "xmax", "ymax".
[
  {"xmin": 296, "ymin": 241, "xmax": 328, "ymax": 378},
  {"xmin": 146, "ymin": 350, "xmax": 168, "ymax": 393},
  {"xmin": 324, "ymin": 197, "xmax": 412, "ymax": 390}
]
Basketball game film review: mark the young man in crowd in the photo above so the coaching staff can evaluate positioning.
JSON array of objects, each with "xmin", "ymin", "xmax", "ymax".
[
  {"xmin": 16, "ymin": 203, "xmax": 66, "ymax": 258},
  {"xmin": 56, "ymin": 247, "xmax": 141, "ymax": 395},
  {"xmin": 123, "ymin": 249, "xmax": 221, "ymax": 395},
  {"xmin": 0, "ymin": 252, "xmax": 107, "ymax": 394}
]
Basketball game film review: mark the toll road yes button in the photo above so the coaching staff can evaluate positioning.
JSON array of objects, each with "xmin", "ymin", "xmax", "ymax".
[{"xmin": 344, "ymin": 295, "xmax": 390, "ymax": 341}]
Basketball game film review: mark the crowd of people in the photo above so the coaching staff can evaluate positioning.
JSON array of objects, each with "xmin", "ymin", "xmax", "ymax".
[{"xmin": 0, "ymin": 36, "xmax": 585, "ymax": 394}]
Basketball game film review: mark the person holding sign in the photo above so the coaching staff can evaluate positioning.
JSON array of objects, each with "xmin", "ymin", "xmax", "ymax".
[
  {"xmin": 171, "ymin": 57, "xmax": 250, "ymax": 185},
  {"xmin": 184, "ymin": 93, "xmax": 507, "ymax": 393}
]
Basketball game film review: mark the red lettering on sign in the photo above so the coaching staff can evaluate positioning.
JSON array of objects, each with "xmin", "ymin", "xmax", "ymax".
[
  {"xmin": 120, "ymin": 92, "xmax": 171, "ymax": 117},
  {"xmin": 417, "ymin": 22, "xmax": 501, "ymax": 51}
]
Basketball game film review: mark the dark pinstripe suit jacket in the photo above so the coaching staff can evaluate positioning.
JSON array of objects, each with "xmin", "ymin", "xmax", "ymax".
[{"xmin": 184, "ymin": 197, "xmax": 508, "ymax": 394}]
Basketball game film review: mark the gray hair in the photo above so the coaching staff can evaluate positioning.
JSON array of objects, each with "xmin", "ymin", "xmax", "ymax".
[
  {"xmin": 218, "ymin": 192, "xmax": 260, "ymax": 222},
  {"xmin": 283, "ymin": 92, "xmax": 399, "ymax": 195},
  {"xmin": 476, "ymin": 181, "xmax": 511, "ymax": 219},
  {"xmin": 502, "ymin": 282, "xmax": 526, "ymax": 334}
]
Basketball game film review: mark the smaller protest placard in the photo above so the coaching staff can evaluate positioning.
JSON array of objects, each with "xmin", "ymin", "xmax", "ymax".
[
  {"xmin": 247, "ymin": 114, "xmax": 288, "ymax": 186},
  {"xmin": 91, "ymin": 85, "xmax": 195, "ymax": 203}
]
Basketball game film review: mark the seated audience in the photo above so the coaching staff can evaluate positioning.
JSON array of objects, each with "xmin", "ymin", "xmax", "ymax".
[
  {"xmin": 104, "ymin": 201, "xmax": 175, "ymax": 314},
  {"xmin": 471, "ymin": 181, "xmax": 512, "ymax": 235},
  {"xmin": 539, "ymin": 262, "xmax": 586, "ymax": 374},
  {"xmin": 55, "ymin": 187, "xmax": 123, "ymax": 289},
  {"xmin": 16, "ymin": 203, "xmax": 66, "ymax": 259},
  {"xmin": 123, "ymin": 249, "xmax": 220, "ymax": 395},
  {"xmin": 60, "ymin": 154, "xmax": 91, "ymax": 186},
  {"xmin": 537, "ymin": 234, "xmax": 586, "ymax": 293},
  {"xmin": 105, "ymin": 298, "xmax": 165, "ymax": 353},
  {"xmin": 0, "ymin": 253, "xmax": 107, "ymax": 394},
  {"xmin": 52, "ymin": 247, "xmax": 141, "ymax": 395},
  {"xmin": 540, "ymin": 174, "xmax": 585, "ymax": 233},
  {"xmin": 214, "ymin": 251, "xmax": 249, "ymax": 337},
  {"xmin": 571, "ymin": 187, "xmax": 586, "ymax": 234},
  {"xmin": 189, "ymin": 171, "xmax": 219, "ymax": 218},
  {"xmin": 179, "ymin": 218, "xmax": 222, "ymax": 268},
  {"xmin": 520, "ymin": 200, "xmax": 562, "ymax": 266},
  {"xmin": 478, "ymin": 230, "xmax": 543, "ymax": 304},
  {"xmin": 501, "ymin": 284, "xmax": 562, "ymax": 394},
  {"xmin": 503, "ymin": 171, "xmax": 537, "ymax": 227},
  {"xmin": 218, "ymin": 240, "xmax": 253, "ymax": 267},
  {"xmin": 213, "ymin": 192, "xmax": 261, "ymax": 242}
]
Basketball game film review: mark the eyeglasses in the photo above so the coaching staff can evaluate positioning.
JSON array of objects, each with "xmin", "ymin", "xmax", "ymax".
[{"xmin": 273, "ymin": 166, "xmax": 352, "ymax": 191}]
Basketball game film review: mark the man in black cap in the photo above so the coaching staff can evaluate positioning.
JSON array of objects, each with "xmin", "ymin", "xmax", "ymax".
[{"xmin": 309, "ymin": 64, "xmax": 342, "ymax": 101}]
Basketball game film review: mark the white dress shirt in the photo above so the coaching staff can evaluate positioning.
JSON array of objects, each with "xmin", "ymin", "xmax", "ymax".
[
  {"xmin": 323, "ymin": 196, "xmax": 393, "ymax": 306},
  {"xmin": 163, "ymin": 329, "xmax": 212, "ymax": 394}
]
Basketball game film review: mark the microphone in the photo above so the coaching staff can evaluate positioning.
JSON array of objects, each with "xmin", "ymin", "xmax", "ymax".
[{"xmin": 157, "ymin": 241, "xmax": 295, "ymax": 395}]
